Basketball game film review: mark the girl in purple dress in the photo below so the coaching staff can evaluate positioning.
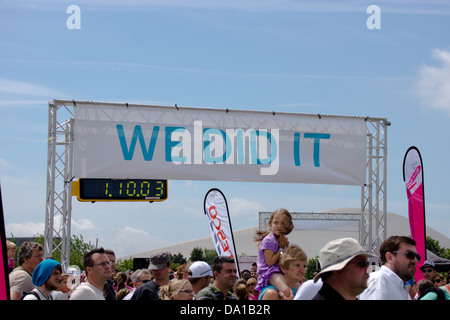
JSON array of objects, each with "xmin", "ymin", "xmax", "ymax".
[{"xmin": 254, "ymin": 208, "xmax": 294, "ymax": 298}]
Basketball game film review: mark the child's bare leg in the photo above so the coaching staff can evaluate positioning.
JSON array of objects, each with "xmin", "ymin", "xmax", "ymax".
[{"xmin": 269, "ymin": 273, "xmax": 292, "ymax": 298}]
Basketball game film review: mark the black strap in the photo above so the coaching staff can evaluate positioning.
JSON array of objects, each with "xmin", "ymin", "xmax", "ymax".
[{"xmin": 21, "ymin": 291, "xmax": 41, "ymax": 300}]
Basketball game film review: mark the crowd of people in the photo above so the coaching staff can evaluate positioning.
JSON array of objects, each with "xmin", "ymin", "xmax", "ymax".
[{"xmin": 6, "ymin": 209, "xmax": 450, "ymax": 300}]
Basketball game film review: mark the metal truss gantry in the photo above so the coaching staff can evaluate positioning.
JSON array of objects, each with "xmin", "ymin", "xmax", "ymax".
[
  {"xmin": 259, "ymin": 211, "xmax": 361, "ymax": 232},
  {"xmin": 361, "ymin": 118, "xmax": 390, "ymax": 256},
  {"xmin": 44, "ymin": 100, "xmax": 389, "ymax": 269},
  {"xmin": 44, "ymin": 101, "xmax": 74, "ymax": 269}
]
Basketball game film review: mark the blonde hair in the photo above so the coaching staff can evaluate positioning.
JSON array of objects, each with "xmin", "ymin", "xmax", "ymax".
[
  {"xmin": 246, "ymin": 277, "xmax": 257, "ymax": 286},
  {"xmin": 176, "ymin": 261, "xmax": 192, "ymax": 279},
  {"xmin": 254, "ymin": 208, "xmax": 293, "ymax": 243},
  {"xmin": 159, "ymin": 279, "xmax": 189, "ymax": 300},
  {"xmin": 279, "ymin": 244, "xmax": 307, "ymax": 270},
  {"xmin": 6, "ymin": 240, "xmax": 16, "ymax": 251}
]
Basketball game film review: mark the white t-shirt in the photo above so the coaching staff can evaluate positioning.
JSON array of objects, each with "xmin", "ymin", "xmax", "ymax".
[
  {"xmin": 359, "ymin": 266, "xmax": 411, "ymax": 300},
  {"xmin": 294, "ymin": 278, "xmax": 322, "ymax": 300},
  {"xmin": 123, "ymin": 288, "xmax": 135, "ymax": 300},
  {"xmin": 69, "ymin": 282, "xmax": 105, "ymax": 300},
  {"xmin": 22, "ymin": 288, "xmax": 53, "ymax": 300},
  {"xmin": 52, "ymin": 290, "xmax": 69, "ymax": 300}
]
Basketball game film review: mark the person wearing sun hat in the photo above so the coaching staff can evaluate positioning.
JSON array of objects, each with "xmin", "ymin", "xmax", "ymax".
[
  {"xmin": 312, "ymin": 237, "xmax": 377, "ymax": 300},
  {"xmin": 22, "ymin": 259, "xmax": 62, "ymax": 300}
]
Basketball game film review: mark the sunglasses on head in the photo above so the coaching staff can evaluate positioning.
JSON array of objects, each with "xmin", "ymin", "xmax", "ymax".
[{"xmin": 393, "ymin": 251, "xmax": 421, "ymax": 261}]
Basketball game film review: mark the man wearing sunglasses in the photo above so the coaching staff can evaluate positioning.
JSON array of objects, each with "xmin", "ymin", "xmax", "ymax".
[
  {"xmin": 420, "ymin": 260, "xmax": 437, "ymax": 281},
  {"xmin": 70, "ymin": 247, "xmax": 113, "ymax": 300},
  {"xmin": 312, "ymin": 238, "xmax": 377, "ymax": 300},
  {"xmin": 123, "ymin": 268, "xmax": 152, "ymax": 300},
  {"xmin": 360, "ymin": 236, "xmax": 419, "ymax": 300}
]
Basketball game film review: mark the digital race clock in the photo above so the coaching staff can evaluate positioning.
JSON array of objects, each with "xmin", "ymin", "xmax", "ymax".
[{"xmin": 72, "ymin": 178, "xmax": 167, "ymax": 202}]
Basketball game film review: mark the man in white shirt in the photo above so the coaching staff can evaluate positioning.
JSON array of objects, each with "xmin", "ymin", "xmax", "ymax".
[
  {"xmin": 294, "ymin": 278, "xmax": 322, "ymax": 300},
  {"xmin": 70, "ymin": 247, "xmax": 113, "ymax": 300},
  {"xmin": 359, "ymin": 236, "xmax": 420, "ymax": 300}
]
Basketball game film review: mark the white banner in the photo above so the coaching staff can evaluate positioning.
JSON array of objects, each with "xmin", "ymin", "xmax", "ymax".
[
  {"xmin": 73, "ymin": 102, "xmax": 367, "ymax": 185},
  {"xmin": 204, "ymin": 188, "xmax": 240, "ymax": 275}
]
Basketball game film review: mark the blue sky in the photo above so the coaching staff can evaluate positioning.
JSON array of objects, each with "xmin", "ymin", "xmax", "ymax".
[{"xmin": 1, "ymin": 0, "xmax": 450, "ymax": 258}]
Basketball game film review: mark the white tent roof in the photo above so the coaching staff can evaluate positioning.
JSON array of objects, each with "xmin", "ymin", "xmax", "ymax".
[{"xmin": 120, "ymin": 209, "xmax": 450, "ymax": 267}]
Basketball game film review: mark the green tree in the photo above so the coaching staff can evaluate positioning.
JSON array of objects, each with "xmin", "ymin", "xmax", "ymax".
[
  {"xmin": 189, "ymin": 247, "xmax": 205, "ymax": 262},
  {"xmin": 204, "ymin": 248, "xmax": 218, "ymax": 265},
  {"xmin": 69, "ymin": 234, "xmax": 95, "ymax": 268},
  {"xmin": 171, "ymin": 252, "xmax": 187, "ymax": 265},
  {"xmin": 32, "ymin": 233, "xmax": 95, "ymax": 270},
  {"xmin": 305, "ymin": 257, "xmax": 319, "ymax": 280},
  {"xmin": 189, "ymin": 247, "xmax": 218, "ymax": 265},
  {"xmin": 169, "ymin": 252, "xmax": 188, "ymax": 271},
  {"xmin": 426, "ymin": 236, "xmax": 450, "ymax": 260},
  {"xmin": 116, "ymin": 258, "xmax": 133, "ymax": 272}
]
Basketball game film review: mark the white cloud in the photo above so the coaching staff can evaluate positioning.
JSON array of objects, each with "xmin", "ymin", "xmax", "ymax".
[
  {"xmin": 122, "ymin": 225, "xmax": 150, "ymax": 235},
  {"xmin": 0, "ymin": 78, "xmax": 63, "ymax": 98},
  {"xmin": 0, "ymin": 100, "xmax": 48, "ymax": 106},
  {"xmin": 228, "ymin": 197, "xmax": 266, "ymax": 217},
  {"xmin": 72, "ymin": 218, "xmax": 96, "ymax": 231},
  {"xmin": 183, "ymin": 181, "xmax": 198, "ymax": 189},
  {"xmin": 0, "ymin": 58, "xmax": 402, "ymax": 84},
  {"xmin": 6, "ymin": 221, "xmax": 45, "ymax": 236},
  {"xmin": 97, "ymin": 225, "xmax": 168, "ymax": 257},
  {"xmin": 0, "ymin": 158, "xmax": 11, "ymax": 171},
  {"xmin": 5, "ymin": 217, "xmax": 96, "ymax": 238},
  {"xmin": 416, "ymin": 49, "xmax": 450, "ymax": 116}
]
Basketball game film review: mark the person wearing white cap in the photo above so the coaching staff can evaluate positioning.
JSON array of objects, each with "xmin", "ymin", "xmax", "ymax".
[
  {"xmin": 312, "ymin": 237, "xmax": 377, "ymax": 300},
  {"xmin": 188, "ymin": 261, "xmax": 213, "ymax": 295}
]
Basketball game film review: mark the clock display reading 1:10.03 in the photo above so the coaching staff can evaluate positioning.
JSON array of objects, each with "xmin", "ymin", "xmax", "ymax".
[{"xmin": 79, "ymin": 178, "xmax": 167, "ymax": 201}]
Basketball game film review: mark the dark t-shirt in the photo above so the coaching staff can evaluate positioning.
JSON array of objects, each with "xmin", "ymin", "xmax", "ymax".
[
  {"xmin": 130, "ymin": 280, "xmax": 160, "ymax": 300},
  {"xmin": 312, "ymin": 282, "xmax": 346, "ymax": 300}
]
